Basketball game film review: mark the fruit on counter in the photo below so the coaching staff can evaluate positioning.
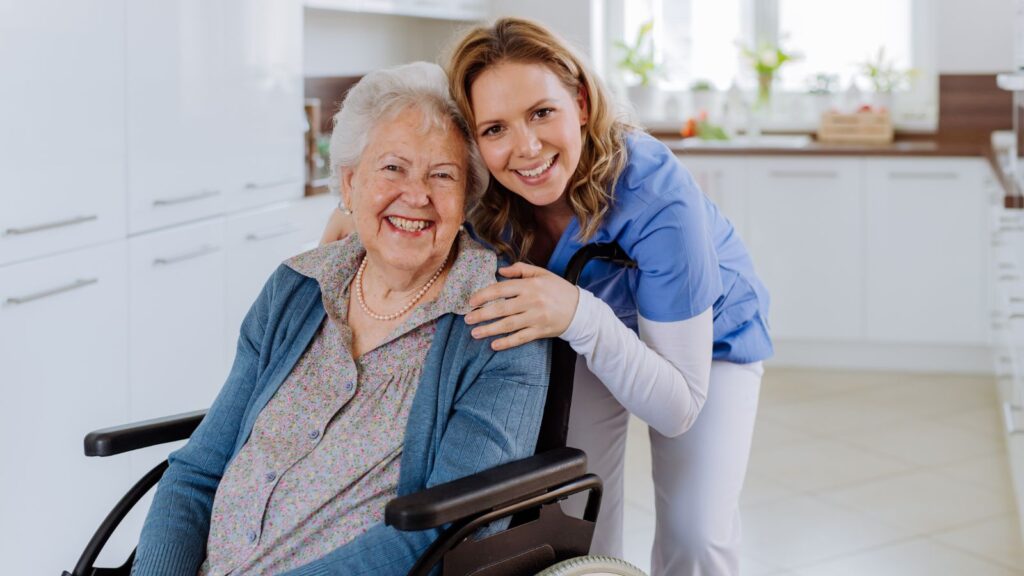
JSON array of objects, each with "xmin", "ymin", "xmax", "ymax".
[{"xmin": 680, "ymin": 111, "xmax": 729, "ymax": 141}]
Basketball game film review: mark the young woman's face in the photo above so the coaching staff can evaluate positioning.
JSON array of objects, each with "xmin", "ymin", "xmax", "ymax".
[{"xmin": 470, "ymin": 62, "xmax": 588, "ymax": 209}]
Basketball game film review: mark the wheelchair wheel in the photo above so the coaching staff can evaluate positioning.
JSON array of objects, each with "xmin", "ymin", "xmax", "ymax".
[{"xmin": 534, "ymin": 555, "xmax": 647, "ymax": 576}]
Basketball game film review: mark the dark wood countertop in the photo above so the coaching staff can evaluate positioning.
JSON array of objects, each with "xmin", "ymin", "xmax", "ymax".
[
  {"xmin": 653, "ymin": 132, "xmax": 990, "ymax": 157},
  {"xmin": 653, "ymin": 131, "xmax": 1024, "ymax": 208}
]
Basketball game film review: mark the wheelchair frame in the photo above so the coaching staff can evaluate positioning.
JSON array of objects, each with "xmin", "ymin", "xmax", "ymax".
[{"xmin": 64, "ymin": 243, "xmax": 635, "ymax": 576}]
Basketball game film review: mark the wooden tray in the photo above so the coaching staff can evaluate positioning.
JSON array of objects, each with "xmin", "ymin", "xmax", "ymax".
[{"xmin": 817, "ymin": 110, "xmax": 894, "ymax": 144}]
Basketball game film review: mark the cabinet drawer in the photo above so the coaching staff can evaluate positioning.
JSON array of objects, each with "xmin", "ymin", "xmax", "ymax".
[
  {"xmin": 746, "ymin": 157, "xmax": 865, "ymax": 341},
  {"xmin": 864, "ymin": 158, "xmax": 989, "ymax": 345},
  {"xmin": 128, "ymin": 218, "xmax": 227, "ymax": 422},
  {"xmin": 0, "ymin": 241, "xmax": 133, "ymax": 574}
]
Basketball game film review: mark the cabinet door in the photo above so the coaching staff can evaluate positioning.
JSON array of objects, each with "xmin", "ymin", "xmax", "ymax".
[
  {"xmin": 225, "ymin": 204, "xmax": 305, "ymax": 360},
  {"xmin": 0, "ymin": 241, "xmax": 132, "ymax": 575},
  {"xmin": 864, "ymin": 158, "xmax": 989, "ymax": 344},
  {"xmin": 129, "ymin": 218, "xmax": 227, "ymax": 424},
  {"xmin": 676, "ymin": 155, "xmax": 749, "ymax": 239},
  {"xmin": 746, "ymin": 157, "xmax": 864, "ymax": 341},
  {"xmin": 126, "ymin": 0, "xmax": 229, "ymax": 234},
  {"xmin": 224, "ymin": 0, "xmax": 306, "ymax": 212},
  {"xmin": 0, "ymin": 0, "xmax": 126, "ymax": 266}
]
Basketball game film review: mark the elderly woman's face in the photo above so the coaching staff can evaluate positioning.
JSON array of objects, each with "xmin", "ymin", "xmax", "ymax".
[{"xmin": 341, "ymin": 106, "xmax": 468, "ymax": 275}]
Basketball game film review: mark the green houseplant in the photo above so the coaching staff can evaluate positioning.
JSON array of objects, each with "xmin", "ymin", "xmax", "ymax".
[
  {"xmin": 615, "ymin": 21, "xmax": 660, "ymax": 87},
  {"xmin": 739, "ymin": 41, "xmax": 800, "ymax": 108}
]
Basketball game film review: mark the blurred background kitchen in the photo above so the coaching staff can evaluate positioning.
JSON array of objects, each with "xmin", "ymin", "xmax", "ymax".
[{"xmin": 4, "ymin": 0, "xmax": 1024, "ymax": 574}]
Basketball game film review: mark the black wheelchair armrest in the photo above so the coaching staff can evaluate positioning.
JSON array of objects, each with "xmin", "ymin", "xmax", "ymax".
[
  {"xmin": 84, "ymin": 409, "xmax": 207, "ymax": 457},
  {"xmin": 385, "ymin": 446, "xmax": 587, "ymax": 532}
]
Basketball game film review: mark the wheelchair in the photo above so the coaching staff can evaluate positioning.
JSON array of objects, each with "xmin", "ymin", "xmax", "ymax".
[{"xmin": 64, "ymin": 244, "xmax": 646, "ymax": 576}]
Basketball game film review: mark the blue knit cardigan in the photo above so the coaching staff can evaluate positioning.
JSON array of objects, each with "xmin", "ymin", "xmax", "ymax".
[{"xmin": 131, "ymin": 264, "xmax": 551, "ymax": 576}]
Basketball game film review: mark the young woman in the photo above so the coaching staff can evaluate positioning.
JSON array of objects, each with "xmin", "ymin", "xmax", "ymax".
[{"xmin": 322, "ymin": 18, "xmax": 772, "ymax": 576}]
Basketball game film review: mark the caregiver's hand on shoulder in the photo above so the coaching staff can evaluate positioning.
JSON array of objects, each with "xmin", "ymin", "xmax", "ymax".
[
  {"xmin": 319, "ymin": 207, "xmax": 355, "ymax": 246},
  {"xmin": 465, "ymin": 262, "xmax": 579, "ymax": 351}
]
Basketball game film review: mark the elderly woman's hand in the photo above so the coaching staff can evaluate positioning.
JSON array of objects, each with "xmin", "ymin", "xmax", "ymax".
[
  {"xmin": 465, "ymin": 263, "xmax": 579, "ymax": 351},
  {"xmin": 319, "ymin": 207, "xmax": 355, "ymax": 246}
]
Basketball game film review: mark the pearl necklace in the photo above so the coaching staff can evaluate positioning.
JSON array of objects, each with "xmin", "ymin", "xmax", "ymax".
[{"xmin": 355, "ymin": 254, "xmax": 448, "ymax": 321}]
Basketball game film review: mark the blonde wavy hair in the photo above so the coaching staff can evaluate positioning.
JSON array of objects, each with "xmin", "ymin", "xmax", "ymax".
[{"xmin": 447, "ymin": 17, "xmax": 633, "ymax": 263}]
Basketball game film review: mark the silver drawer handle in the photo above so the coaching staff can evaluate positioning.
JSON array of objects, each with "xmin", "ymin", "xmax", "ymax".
[
  {"xmin": 244, "ymin": 178, "xmax": 300, "ymax": 191},
  {"xmin": 4, "ymin": 278, "xmax": 98, "ymax": 306},
  {"xmin": 768, "ymin": 170, "xmax": 838, "ymax": 179},
  {"xmin": 1004, "ymin": 402, "xmax": 1024, "ymax": 435},
  {"xmin": 246, "ymin": 226, "xmax": 301, "ymax": 242},
  {"xmin": 152, "ymin": 189, "xmax": 221, "ymax": 207},
  {"xmin": 4, "ymin": 214, "xmax": 98, "ymax": 237},
  {"xmin": 887, "ymin": 172, "xmax": 958, "ymax": 180},
  {"xmin": 153, "ymin": 244, "xmax": 221, "ymax": 266}
]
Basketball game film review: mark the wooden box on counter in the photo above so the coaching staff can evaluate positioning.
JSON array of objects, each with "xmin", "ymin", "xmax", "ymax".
[{"xmin": 817, "ymin": 110, "xmax": 894, "ymax": 145}]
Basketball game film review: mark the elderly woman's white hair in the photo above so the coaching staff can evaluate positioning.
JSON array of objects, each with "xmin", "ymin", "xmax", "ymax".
[{"xmin": 328, "ymin": 61, "xmax": 488, "ymax": 207}]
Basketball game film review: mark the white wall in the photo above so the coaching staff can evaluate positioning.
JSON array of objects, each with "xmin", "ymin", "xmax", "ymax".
[
  {"xmin": 935, "ymin": 0, "xmax": 1015, "ymax": 72},
  {"xmin": 303, "ymin": 8, "xmax": 471, "ymax": 76},
  {"xmin": 488, "ymin": 0, "xmax": 599, "ymax": 61}
]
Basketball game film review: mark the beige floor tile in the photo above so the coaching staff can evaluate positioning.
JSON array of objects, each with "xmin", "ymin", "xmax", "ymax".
[
  {"xmin": 759, "ymin": 369, "xmax": 892, "ymax": 407},
  {"xmin": 931, "ymin": 453, "xmax": 1016, "ymax": 497},
  {"xmin": 625, "ymin": 416, "xmax": 655, "ymax": 513},
  {"xmin": 622, "ymin": 502, "xmax": 654, "ymax": 575},
  {"xmin": 748, "ymin": 437, "xmax": 912, "ymax": 492},
  {"xmin": 751, "ymin": 418, "xmax": 810, "ymax": 452},
  {"xmin": 740, "ymin": 554, "xmax": 784, "ymax": 576},
  {"xmin": 835, "ymin": 419, "xmax": 1001, "ymax": 467},
  {"xmin": 819, "ymin": 470, "xmax": 1014, "ymax": 535},
  {"xmin": 741, "ymin": 494, "xmax": 914, "ymax": 568},
  {"xmin": 936, "ymin": 406, "xmax": 1005, "ymax": 440},
  {"xmin": 793, "ymin": 538, "xmax": 1020, "ymax": 576},
  {"xmin": 932, "ymin": 515, "xmax": 1024, "ymax": 572},
  {"xmin": 758, "ymin": 394, "xmax": 907, "ymax": 436},
  {"xmin": 741, "ymin": 473, "xmax": 800, "ymax": 508},
  {"xmin": 849, "ymin": 375, "xmax": 997, "ymax": 419}
]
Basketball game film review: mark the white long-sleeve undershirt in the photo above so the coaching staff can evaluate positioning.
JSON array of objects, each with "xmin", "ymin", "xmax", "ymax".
[{"xmin": 559, "ymin": 287, "xmax": 713, "ymax": 438}]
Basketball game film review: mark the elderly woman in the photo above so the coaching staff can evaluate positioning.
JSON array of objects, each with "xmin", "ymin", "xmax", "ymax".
[{"xmin": 131, "ymin": 62, "xmax": 550, "ymax": 576}]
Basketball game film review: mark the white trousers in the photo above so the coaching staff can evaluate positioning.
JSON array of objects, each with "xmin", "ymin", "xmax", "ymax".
[{"xmin": 563, "ymin": 359, "xmax": 763, "ymax": 576}]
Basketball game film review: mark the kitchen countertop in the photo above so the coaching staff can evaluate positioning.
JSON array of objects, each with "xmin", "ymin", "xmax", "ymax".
[{"xmin": 653, "ymin": 131, "xmax": 1024, "ymax": 208}]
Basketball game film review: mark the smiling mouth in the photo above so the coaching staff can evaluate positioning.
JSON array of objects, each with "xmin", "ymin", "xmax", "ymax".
[
  {"xmin": 513, "ymin": 155, "xmax": 557, "ymax": 178},
  {"xmin": 386, "ymin": 215, "xmax": 434, "ymax": 233}
]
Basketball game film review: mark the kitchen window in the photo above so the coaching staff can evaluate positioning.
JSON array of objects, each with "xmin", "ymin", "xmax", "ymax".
[{"xmin": 608, "ymin": 0, "xmax": 937, "ymax": 130}]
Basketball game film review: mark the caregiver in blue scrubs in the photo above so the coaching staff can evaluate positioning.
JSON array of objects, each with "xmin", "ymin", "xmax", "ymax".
[{"xmin": 321, "ymin": 18, "xmax": 772, "ymax": 576}]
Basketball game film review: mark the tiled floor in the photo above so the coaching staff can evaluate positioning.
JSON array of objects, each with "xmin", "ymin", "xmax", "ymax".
[{"xmin": 621, "ymin": 367, "xmax": 1024, "ymax": 575}]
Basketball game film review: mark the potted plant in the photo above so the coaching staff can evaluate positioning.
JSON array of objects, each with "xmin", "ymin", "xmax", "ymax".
[
  {"xmin": 689, "ymin": 79, "xmax": 716, "ymax": 117},
  {"xmin": 805, "ymin": 72, "xmax": 839, "ymax": 117},
  {"xmin": 859, "ymin": 46, "xmax": 917, "ymax": 111},
  {"xmin": 615, "ymin": 21, "xmax": 661, "ymax": 115},
  {"xmin": 739, "ymin": 40, "xmax": 800, "ymax": 108}
]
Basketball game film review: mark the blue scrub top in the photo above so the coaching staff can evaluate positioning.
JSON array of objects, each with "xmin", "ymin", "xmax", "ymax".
[{"xmin": 545, "ymin": 132, "xmax": 773, "ymax": 364}]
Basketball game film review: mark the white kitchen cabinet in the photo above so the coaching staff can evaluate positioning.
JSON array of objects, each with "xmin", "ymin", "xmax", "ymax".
[
  {"xmin": 125, "ymin": 0, "xmax": 230, "ymax": 234},
  {"xmin": 864, "ymin": 158, "xmax": 990, "ymax": 345},
  {"xmin": 304, "ymin": 0, "xmax": 488, "ymax": 20},
  {"xmin": 0, "ymin": 0, "xmax": 126, "ymax": 266},
  {"xmin": 129, "ymin": 218, "xmax": 227, "ymax": 422},
  {"xmin": 0, "ymin": 241, "xmax": 133, "ymax": 575},
  {"xmin": 746, "ymin": 157, "xmax": 865, "ymax": 341},
  {"xmin": 224, "ymin": 194, "xmax": 337, "ymax": 359},
  {"xmin": 676, "ymin": 154, "xmax": 749, "ymax": 239},
  {"xmin": 224, "ymin": 0, "xmax": 306, "ymax": 213}
]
